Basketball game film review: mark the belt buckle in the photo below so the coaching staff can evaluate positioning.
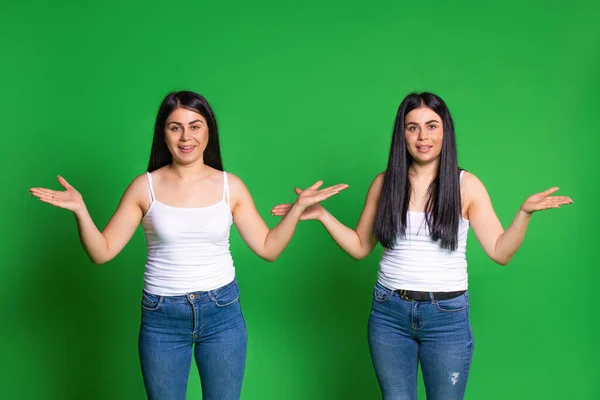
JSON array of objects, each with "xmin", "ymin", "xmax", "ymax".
[{"xmin": 399, "ymin": 289, "xmax": 410, "ymax": 300}]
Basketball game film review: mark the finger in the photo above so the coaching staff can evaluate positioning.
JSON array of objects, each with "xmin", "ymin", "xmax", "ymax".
[
  {"xmin": 318, "ymin": 185, "xmax": 349, "ymax": 196},
  {"xmin": 314, "ymin": 184, "xmax": 348, "ymax": 195},
  {"xmin": 270, "ymin": 205, "xmax": 293, "ymax": 214},
  {"xmin": 537, "ymin": 198, "xmax": 569, "ymax": 210},
  {"xmin": 539, "ymin": 187, "xmax": 559, "ymax": 198},
  {"xmin": 271, "ymin": 204, "xmax": 293, "ymax": 210},
  {"xmin": 548, "ymin": 196, "xmax": 573, "ymax": 204},
  {"xmin": 319, "ymin": 183, "xmax": 348, "ymax": 191},
  {"xmin": 314, "ymin": 189, "xmax": 345, "ymax": 202},
  {"xmin": 270, "ymin": 207, "xmax": 293, "ymax": 214},
  {"xmin": 294, "ymin": 188, "xmax": 303, "ymax": 195},
  {"xmin": 57, "ymin": 175, "xmax": 73, "ymax": 190},
  {"xmin": 332, "ymin": 184, "xmax": 349, "ymax": 192},
  {"xmin": 541, "ymin": 198, "xmax": 571, "ymax": 208},
  {"xmin": 307, "ymin": 180, "xmax": 324, "ymax": 190},
  {"xmin": 29, "ymin": 188, "xmax": 58, "ymax": 197},
  {"xmin": 551, "ymin": 200, "xmax": 572, "ymax": 206},
  {"xmin": 332, "ymin": 183, "xmax": 349, "ymax": 189}
]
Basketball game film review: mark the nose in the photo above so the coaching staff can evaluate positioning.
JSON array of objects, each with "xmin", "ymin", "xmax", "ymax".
[
  {"xmin": 417, "ymin": 128, "xmax": 428, "ymax": 140},
  {"xmin": 179, "ymin": 128, "xmax": 191, "ymax": 141}
]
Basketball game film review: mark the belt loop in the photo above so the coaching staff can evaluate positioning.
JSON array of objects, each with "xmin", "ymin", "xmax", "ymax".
[{"xmin": 428, "ymin": 292, "xmax": 435, "ymax": 303}]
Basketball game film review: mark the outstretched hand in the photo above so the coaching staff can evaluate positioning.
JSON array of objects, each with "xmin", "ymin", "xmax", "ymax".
[
  {"xmin": 271, "ymin": 181, "xmax": 348, "ymax": 220},
  {"xmin": 29, "ymin": 176, "xmax": 85, "ymax": 214},
  {"xmin": 296, "ymin": 180, "xmax": 348, "ymax": 208},
  {"xmin": 520, "ymin": 187, "xmax": 573, "ymax": 215}
]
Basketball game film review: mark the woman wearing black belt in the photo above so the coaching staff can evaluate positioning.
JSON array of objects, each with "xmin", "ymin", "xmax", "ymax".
[{"xmin": 271, "ymin": 92, "xmax": 572, "ymax": 399}]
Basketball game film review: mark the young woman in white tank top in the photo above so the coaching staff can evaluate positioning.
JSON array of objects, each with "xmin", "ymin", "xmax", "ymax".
[
  {"xmin": 272, "ymin": 92, "xmax": 572, "ymax": 399},
  {"xmin": 29, "ymin": 90, "xmax": 348, "ymax": 399}
]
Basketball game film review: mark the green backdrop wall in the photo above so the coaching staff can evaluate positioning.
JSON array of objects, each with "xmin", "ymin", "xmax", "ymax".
[{"xmin": 2, "ymin": 0, "xmax": 598, "ymax": 398}]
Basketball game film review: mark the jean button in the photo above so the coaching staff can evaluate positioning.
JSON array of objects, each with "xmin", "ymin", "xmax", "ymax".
[{"xmin": 190, "ymin": 294, "xmax": 195, "ymax": 299}]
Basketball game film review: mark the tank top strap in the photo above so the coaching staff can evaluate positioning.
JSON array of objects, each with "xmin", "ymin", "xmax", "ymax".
[
  {"xmin": 146, "ymin": 172, "xmax": 156, "ymax": 203},
  {"xmin": 222, "ymin": 172, "xmax": 230, "ymax": 205},
  {"xmin": 459, "ymin": 169, "xmax": 466, "ymax": 182}
]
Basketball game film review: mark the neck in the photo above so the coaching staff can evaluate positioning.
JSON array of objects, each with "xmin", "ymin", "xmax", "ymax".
[
  {"xmin": 408, "ymin": 159, "xmax": 439, "ymax": 181},
  {"xmin": 168, "ymin": 159, "xmax": 212, "ymax": 180}
]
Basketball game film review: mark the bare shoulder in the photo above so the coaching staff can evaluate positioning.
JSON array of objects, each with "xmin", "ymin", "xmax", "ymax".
[
  {"xmin": 364, "ymin": 171, "xmax": 385, "ymax": 203},
  {"xmin": 368, "ymin": 171, "xmax": 385, "ymax": 193},
  {"xmin": 461, "ymin": 171, "xmax": 490, "ymax": 209},
  {"xmin": 224, "ymin": 171, "xmax": 242, "ymax": 184},
  {"xmin": 224, "ymin": 172, "xmax": 248, "ymax": 192},
  {"xmin": 462, "ymin": 171, "xmax": 486, "ymax": 192},
  {"xmin": 371, "ymin": 171, "xmax": 385, "ymax": 188},
  {"xmin": 224, "ymin": 172, "xmax": 252, "ymax": 211},
  {"xmin": 127, "ymin": 173, "xmax": 150, "ymax": 195},
  {"xmin": 116, "ymin": 173, "xmax": 151, "ymax": 212}
]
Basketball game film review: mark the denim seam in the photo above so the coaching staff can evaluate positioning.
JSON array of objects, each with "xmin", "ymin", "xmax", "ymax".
[
  {"xmin": 434, "ymin": 294, "xmax": 469, "ymax": 312},
  {"xmin": 372, "ymin": 286, "xmax": 392, "ymax": 303},
  {"xmin": 141, "ymin": 293, "xmax": 163, "ymax": 311},
  {"xmin": 199, "ymin": 304, "xmax": 206, "ymax": 337},
  {"xmin": 209, "ymin": 282, "xmax": 240, "ymax": 307},
  {"xmin": 434, "ymin": 303, "xmax": 469, "ymax": 312}
]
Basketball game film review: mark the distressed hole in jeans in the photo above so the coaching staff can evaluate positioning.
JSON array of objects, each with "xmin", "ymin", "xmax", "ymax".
[{"xmin": 450, "ymin": 372, "xmax": 460, "ymax": 385}]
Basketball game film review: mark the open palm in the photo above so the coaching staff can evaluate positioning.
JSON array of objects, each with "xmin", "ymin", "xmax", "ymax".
[
  {"xmin": 296, "ymin": 180, "xmax": 348, "ymax": 209},
  {"xmin": 521, "ymin": 187, "xmax": 573, "ymax": 215},
  {"xmin": 272, "ymin": 185, "xmax": 337, "ymax": 220},
  {"xmin": 29, "ymin": 176, "xmax": 85, "ymax": 213}
]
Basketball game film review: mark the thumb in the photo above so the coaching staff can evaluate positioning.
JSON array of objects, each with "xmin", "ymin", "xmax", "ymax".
[
  {"xmin": 57, "ymin": 175, "xmax": 73, "ymax": 190},
  {"xmin": 539, "ymin": 187, "xmax": 559, "ymax": 198},
  {"xmin": 308, "ymin": 180, "xmax": 324, "ymax": 190},
  {"xmin": 294, "ymin": 188, "xmax": 303, "ymax": 195}
]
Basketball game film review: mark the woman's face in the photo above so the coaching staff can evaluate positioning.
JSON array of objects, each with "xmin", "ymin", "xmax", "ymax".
[
  {"xmin": 404, "ymin": 106, "xmax": 444, "ymax": 165},
  {"xmin": 164, "ymin": 107, "xmax": 209, "ymax": 166}
]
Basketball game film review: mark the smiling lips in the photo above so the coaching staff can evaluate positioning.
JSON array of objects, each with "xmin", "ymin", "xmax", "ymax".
[
  {"xmin": 178, "ymin": 145, "xmax": 196, "ymax": 154},
  {"xmin": 416, "ymin": 145, "xmax": 433, "ymax": 153}
]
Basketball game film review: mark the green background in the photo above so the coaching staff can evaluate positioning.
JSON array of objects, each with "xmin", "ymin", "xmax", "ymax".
[{"xmin": 2, "ymin": 0, "xmax": 598, "ymax": 398}]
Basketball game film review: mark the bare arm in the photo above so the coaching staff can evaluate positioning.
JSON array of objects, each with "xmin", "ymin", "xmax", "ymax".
[
  {"xmin": 271, "ymin": 172, "xmax": 384, "ymax": 260},
  {"xmin": 230, "ymin": 174, "xmax": 348, "ymax": 262},
  {"xmin": 318, "ymin": 173, "xmax": 383, "ymax": 260},
  {"xmin": 464, "ymin": 172, "xmax": 573, "ymax": 266},
  {"xmin": 30, "ymin": 175, "xmax": 147, "ymax": 264}
]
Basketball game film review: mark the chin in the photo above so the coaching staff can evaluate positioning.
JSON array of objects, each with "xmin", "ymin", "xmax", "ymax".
[{"xmin": 412, "ymin": 155, "xmax": 440, "ymax": 165}]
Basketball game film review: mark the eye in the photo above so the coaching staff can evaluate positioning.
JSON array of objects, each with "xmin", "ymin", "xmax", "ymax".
[
  {"xmin": 407, "ymin": 126, "xmax": 417, "ymax": 132},
  {"xmin": 190, "ymin": 125, "xmax": 200, "ymax": 131},
  {"xmin": 428, "ymin": 125, "xmax": 438, "ymax": 130},
  {"xmin": 169, "ymin": 126, "xmax": 180, "ymax": 132}
]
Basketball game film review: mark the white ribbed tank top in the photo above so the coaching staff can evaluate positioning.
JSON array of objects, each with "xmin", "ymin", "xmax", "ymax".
[
  {"xmin": 141, "ymin": 171, "xmax": 236, "ymax": 295},
  {"xmin": 377, "ymin": 171, "xmax": 470, "ymax": 292}
]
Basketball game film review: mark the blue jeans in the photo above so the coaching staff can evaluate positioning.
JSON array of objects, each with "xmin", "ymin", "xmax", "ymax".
[
  {"xmin": 138, "ymin": 279, "xmax": 247, "ymax": 400},
  {"xmin": 368, "ymin": 281, "xmax": 474, "ymax": 400}
]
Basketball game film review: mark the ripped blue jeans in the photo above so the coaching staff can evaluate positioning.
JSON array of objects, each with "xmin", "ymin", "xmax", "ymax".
[{"xmin": 368, "ymin": 281, "xmax": 474, "ymax": 400}]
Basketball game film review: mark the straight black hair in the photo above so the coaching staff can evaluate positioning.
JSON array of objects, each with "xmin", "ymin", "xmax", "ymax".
[
  {"xmin": 374, "ymin": 92, "xmax": 462, "ymax": 251},
  {"xmin": 147, "ymin": 91, "xmax": 223, "ymax": 172}
]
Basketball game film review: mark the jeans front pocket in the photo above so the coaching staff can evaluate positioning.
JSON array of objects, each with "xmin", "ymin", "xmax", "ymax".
[
  {"xmin": 141, "ymin": 291, "xmax": 162, "ymax": 311},
  {"xmin": 210, "ymin": 281, "xmax": 240, "ymax": 307},
  {"xmin": 435, "ymin": 292, "xmax": 469, "ymax": 312},
  {"xmin": 372, "ymin": 282, "xmax": 392, "ymax": 303}
]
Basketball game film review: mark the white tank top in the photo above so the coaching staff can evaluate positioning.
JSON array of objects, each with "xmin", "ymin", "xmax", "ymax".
[
  {"xmin": 141, "ymin": 171, "xmax": 236, "ymax": 295},
  {"xmin": 377, "ymin": 171, "xmax": 469, "ymax": 292}
]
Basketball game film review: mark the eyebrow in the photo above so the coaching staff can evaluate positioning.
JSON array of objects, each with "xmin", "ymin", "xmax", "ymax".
[
  {"xmin": 405, "ymin": 119, "xmax": 440, "ymax": 126},
  {"xmin": 167, "ymin": 120, "xmax": 204, "ymax": 126}
]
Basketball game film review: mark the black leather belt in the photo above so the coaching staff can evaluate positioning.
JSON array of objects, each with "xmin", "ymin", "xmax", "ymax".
[{"xmin": 395, "ymin": 289, "xmax": 466, "ymax": 301}]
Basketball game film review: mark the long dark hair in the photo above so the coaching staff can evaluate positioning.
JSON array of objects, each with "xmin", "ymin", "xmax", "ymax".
[
  {"xmin": 374, "ymin": 92, "xmax": 462, "ymax": 251},
  {"xmin": 147, "ymin": 91, "xmax": 223, "ymax": 172}
]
